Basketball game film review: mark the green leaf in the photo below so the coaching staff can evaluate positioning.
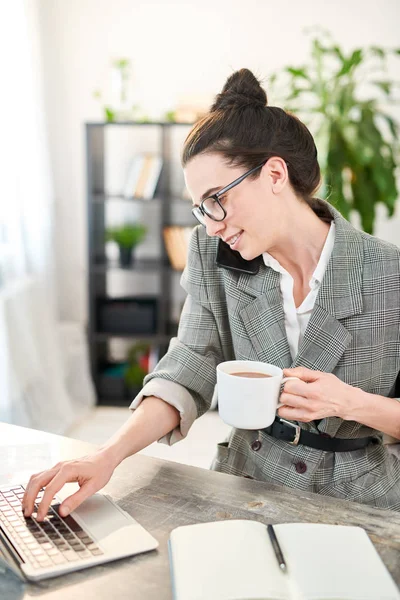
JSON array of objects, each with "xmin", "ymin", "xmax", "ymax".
[
  {"xmin": 370, "ymin": 46, "xmax": 385, "ymax": 59},
  {"xmin": 286, "ymin": 86, "xmax": 313, "ymax": 101},
  {"xmin": 286, "ymin": 67, "xmax": 310, "ymax": 80},
  {"xmin": 164, "ymin": 110, "xmax": 177, "ymax": 123},
  {"xmin": 269, "ymin": 73, "xmax": 277, "ymax": 85},
  {"xmin": 105, "ymin": 223, "xmax": 147, "ymax": 248},
  {"xmin": 323, "ymin": 124, "xmax": 351, "ymax": 218},
  {"xmin": 113, "ymin": 58, "xmax": 130, "ymax": 69},
  {"xmin": 104, "ymin": 107, "xmax": 115, "ymax": 122},
  {"xmin": 332, "ymin": 45, "xmax": 345, "ymax": 61},
  {"xmin": 351, "ymin": 166, "xmax": 377, "ymax": 234},
  {"xmin": 124, "ymin": 363, "xmax": 147, "ymax": 387},
  {"xmin": 336, "ymin": 48, "xmax": 363, "ymax": 77},
  {"xmin": 336, "ymin": 82, "xmax": 357, "ymax": 115},
  {"xmin": 311, "ymin": 38, "xmax": 324, "ymax": 59}
]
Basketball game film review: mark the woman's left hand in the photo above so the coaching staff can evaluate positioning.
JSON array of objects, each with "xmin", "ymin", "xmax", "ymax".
[{"xmin": 278, "ymin": 367, "xmax": 356, "ymax": 422}]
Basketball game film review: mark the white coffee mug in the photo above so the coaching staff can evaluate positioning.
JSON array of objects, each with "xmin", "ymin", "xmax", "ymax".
[{"xmin": 216, "ymin": 360, "xmax": 299, "ymax": 429}]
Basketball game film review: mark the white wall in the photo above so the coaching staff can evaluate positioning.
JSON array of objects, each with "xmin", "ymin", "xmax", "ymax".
[{"xmin": 36, "ymin": 0, "xmax": 400, "ymax": 323}]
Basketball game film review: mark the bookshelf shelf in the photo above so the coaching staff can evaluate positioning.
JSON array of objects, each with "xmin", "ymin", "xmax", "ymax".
[
  {"xmin": 92, "ymin": 193, "xmax": 191, "ymax": 204},
  {"xmin": 94, "ymin": 332, "xmax": 174, "ymax": 343},
  {"xmin": 91, "ymin": 258, "xmax": 165, "ymax": 273},
  {"xmin": 86, "ymin": 121, "xmax": 191, "ymax": 406}
]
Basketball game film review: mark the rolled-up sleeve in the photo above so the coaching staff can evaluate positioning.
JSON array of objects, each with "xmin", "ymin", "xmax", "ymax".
[{"xmin": 129, "ymin": 377, "xmax": 197, "ymax": 445}]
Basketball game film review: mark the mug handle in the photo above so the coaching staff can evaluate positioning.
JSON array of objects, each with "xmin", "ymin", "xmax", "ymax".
[{"xmin": 277, "ymin": 376, "xmax": 301, "ymax": 409}]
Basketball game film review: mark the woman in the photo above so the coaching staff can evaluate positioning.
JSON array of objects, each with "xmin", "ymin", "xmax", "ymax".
[{"xmin": 23, "ymin": 69, "xmax": 400, "ymax": 518}]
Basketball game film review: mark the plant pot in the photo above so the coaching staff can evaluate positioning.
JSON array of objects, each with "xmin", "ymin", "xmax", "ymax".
[{"xmin": 119, "ymin": 246, "xmax": 134, "ymax": 267}]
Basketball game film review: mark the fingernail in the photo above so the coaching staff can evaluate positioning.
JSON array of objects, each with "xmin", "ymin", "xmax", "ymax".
[{"xmin": 60, "ymin": 505, "xmax": 70, "ymax": 517}]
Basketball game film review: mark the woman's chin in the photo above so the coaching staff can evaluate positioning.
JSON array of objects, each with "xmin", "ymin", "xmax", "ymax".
[{"xmin": 239, "ymin": 248, "xmax": 258, "ymax": 262}]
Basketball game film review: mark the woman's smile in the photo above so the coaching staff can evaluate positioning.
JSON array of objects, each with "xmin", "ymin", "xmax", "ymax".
[{"xmin": 223, "ymin": 230, "xmax": 243, "ymax": 249}]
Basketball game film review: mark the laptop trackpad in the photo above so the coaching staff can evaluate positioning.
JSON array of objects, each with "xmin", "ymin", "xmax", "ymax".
[
  {"xmin": 73, "ymin": 494, "xmax": 131, "ymax": 540},
  {"xmin": 56, "ymin": 488, "xmax": 159, "ymax": 555}
]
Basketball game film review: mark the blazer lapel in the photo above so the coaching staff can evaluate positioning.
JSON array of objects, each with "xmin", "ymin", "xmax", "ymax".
[
  {"xmin": 235, "ymin": 266, "xmax": 293, "ymax": 368},
  {"xmin": 291, "ymin": 305, "xmax": 353, "ymax": 371}
]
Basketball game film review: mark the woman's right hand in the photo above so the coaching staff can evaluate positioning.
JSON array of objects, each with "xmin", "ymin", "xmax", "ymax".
[{"xmin": 22, "ymin": 450, "xmax": 117, "ymax": 521}]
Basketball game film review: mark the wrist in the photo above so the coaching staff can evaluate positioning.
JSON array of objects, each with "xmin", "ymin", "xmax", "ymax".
[
  {"xmin": 341, "ymin": 384, "xmax": 366, "ymax": 421},
  {"xmin": 96, "ymin": 444, "xmax": 124, "ymax": 471}
]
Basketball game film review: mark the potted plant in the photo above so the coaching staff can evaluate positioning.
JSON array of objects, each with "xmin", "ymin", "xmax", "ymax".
[
  {"xmin": 124, "ymin": 342, "xmax": 150, "ymax": 397},
  {"xmin": 270, "ymin": 30, "xmax": 400, "ymax": 233},
  {"xmin": 105, "ymin": 222, "xmax": 147, "ymax": 266}
]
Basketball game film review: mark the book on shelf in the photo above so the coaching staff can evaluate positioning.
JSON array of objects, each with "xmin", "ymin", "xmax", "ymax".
[
  {"xmin": 123, "ymin": 153, "xmax": 163, "ymax": 199},
  {"xmin": 168, "ymin": 519, "xmax": 400, "ymax": 600},
  {"xmin": 122, "ymin": 155, "xmax": 144, "ymax": 198},
  {"xmin": 163, "ymin": 226, "xmax": 194, "ymax": 271}
]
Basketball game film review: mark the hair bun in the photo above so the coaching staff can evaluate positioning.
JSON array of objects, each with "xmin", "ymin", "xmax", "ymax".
[{"xmin": 211, "ymin": 68, "xmax": 267, "ymax": 112}]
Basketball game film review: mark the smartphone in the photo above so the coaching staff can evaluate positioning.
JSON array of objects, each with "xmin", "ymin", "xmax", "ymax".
[{"xmin": 215, "ymin": 239, "xmax": 260, "ymax": 275}]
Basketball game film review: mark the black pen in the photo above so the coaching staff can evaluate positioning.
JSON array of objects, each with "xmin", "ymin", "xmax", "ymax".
[{"xmin": 267, "ymin": 524, "xmax": 287, "ymax": 573}]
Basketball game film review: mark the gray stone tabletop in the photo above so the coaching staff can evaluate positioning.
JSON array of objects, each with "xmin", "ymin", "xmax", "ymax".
[{"xmin": 1, "ymin": 423, "xmax": 399, "ymax": 600}]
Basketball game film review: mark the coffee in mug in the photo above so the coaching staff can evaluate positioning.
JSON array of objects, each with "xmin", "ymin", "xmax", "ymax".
[
  {"xmin": 216, "ymin": 360, "xmax": 299, "ymax": 429},
  {"xmin": 231, "ymin": 372, "xmax": 271, "ymax": 378}
]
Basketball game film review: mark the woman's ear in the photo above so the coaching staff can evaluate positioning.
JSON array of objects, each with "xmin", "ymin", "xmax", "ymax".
[{"xmin": 264, "ymin": 157, "xmax": 288, "ymax": 194}]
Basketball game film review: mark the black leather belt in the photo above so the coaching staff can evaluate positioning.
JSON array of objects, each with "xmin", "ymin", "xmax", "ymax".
[{"xmin": 262, "ymin": 417, "xmax": 376, "ymax": 452}]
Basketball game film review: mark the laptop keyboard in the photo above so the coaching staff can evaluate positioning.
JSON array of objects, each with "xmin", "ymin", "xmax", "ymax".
[{"xmin": 0, "ymin": 485, "xmax": 103, "ymax": 570}]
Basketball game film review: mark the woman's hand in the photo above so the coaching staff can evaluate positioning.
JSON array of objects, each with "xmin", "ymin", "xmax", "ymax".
[
  {"xmin": 22, "ymin": 450, "xmax": 117, "ymax": 521},
  {"xmin": 278, "ymin": 367, "xmax": 356, "ymax": 423}
]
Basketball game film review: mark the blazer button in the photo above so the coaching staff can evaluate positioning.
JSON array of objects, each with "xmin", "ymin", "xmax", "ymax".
[
  {"xmin": 295, "ymin": 461, "xmax": 307, "ymax": 474},
  {"xmin": 251, "ymin": 440, "xmax": 262, "ymax": 452}
]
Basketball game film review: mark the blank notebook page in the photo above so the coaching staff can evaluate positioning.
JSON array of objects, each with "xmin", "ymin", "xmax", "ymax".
[
  {"xmin": 276, "ymin": 523, "xmax": 400, "ymax": 600},
  {"xmin": 169, "ymin": 520, "xmax": 289, "ymax": 600}
]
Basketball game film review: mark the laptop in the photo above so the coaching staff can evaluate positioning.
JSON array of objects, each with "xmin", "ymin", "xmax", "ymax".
[{"xmin": 0, "ymin": 482, "xmax": 158, "ymax": 581}]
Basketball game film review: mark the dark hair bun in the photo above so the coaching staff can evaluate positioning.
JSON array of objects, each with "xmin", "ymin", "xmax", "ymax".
[{"xmin": 211, "ymin": 68, "xmax": 267, "ymax": 112}]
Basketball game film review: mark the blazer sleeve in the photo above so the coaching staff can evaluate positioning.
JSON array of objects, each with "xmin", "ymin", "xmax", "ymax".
[{"xmin": 129, "ymin": 226, "xmax": 232, "ymax": 444}]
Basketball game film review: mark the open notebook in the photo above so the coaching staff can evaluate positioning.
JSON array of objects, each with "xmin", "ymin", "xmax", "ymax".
[{"xmin": 168, "ymin": 520, "xmax": 400, "ymax": 600}]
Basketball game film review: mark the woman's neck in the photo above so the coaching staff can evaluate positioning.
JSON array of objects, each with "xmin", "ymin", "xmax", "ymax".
[{"xmin": 267, "ymin": 200, "xmax": 332, "ymax": 286}]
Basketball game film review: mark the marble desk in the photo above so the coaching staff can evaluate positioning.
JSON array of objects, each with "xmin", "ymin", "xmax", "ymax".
[{"xmin": 0, "ymin": 422, "xmax": 399, "ymax": 599}]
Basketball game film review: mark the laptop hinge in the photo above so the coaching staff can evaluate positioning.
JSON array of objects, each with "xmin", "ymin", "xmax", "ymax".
[{"xmin": 0, "ymin": 527, "xmax": 26, "ymax": 581}]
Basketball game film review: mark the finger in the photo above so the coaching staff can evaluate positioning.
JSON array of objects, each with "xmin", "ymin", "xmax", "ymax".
[
  {"xmin": 58, "ymin": 481, "xmax": 97, "ymax": 517},
  {"xmin": 277, "ymin": 404, "xmax": 313, "ymax": 423},
  {"xmin": 282, "ymin": 379, "xmax": 309, "ymax": 396},
  {"xmin": 36, "ymin": 466, "xmax": 78, "ymax": 520},
  {"xmin": 23, "ymin": 468, "xmax": 59, "ymax": 516},
  {"xmin": 283, "ymin": 367, "xmax": 321, "ymax": 383},
  {"xmin": 280, "ymin": 392, "xmax": 311, "ymax": 409}
]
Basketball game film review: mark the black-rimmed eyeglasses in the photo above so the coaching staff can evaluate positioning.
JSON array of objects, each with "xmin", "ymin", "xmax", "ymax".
[{"xmin": 191, "ymin": 162, "xmax": 266, "ymax": 227}]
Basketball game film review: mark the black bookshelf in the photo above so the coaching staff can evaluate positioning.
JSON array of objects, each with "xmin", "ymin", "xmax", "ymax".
[{"xmin": 86, "ymin": 121, "xmax": 191, "ymax": 405}]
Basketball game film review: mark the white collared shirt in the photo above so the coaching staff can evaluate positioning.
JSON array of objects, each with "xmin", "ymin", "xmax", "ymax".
[{"xmin": 262, "ymin": 222, "xmax": 336, "ymax": 361}]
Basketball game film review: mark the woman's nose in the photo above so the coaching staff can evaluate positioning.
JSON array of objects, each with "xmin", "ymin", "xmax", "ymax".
[{"xmin": 205, "ymin": 216, "xmax": 225, "ymax": 238}]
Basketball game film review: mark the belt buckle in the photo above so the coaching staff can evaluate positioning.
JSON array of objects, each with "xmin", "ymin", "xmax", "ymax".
[{"xmin": 278, "ymin": 418, "xmax": 301, "ymax": 446}]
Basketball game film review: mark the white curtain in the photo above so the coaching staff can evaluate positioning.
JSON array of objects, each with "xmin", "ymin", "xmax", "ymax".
[{"xmin": 0, "ymin": 1, "xmax": 95, "ymax": 432}]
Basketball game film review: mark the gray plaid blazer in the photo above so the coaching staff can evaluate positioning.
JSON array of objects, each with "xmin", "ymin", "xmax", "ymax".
[{"xmin": 145, "ymin": 200, "xmax": 400, "ymax": 510}]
